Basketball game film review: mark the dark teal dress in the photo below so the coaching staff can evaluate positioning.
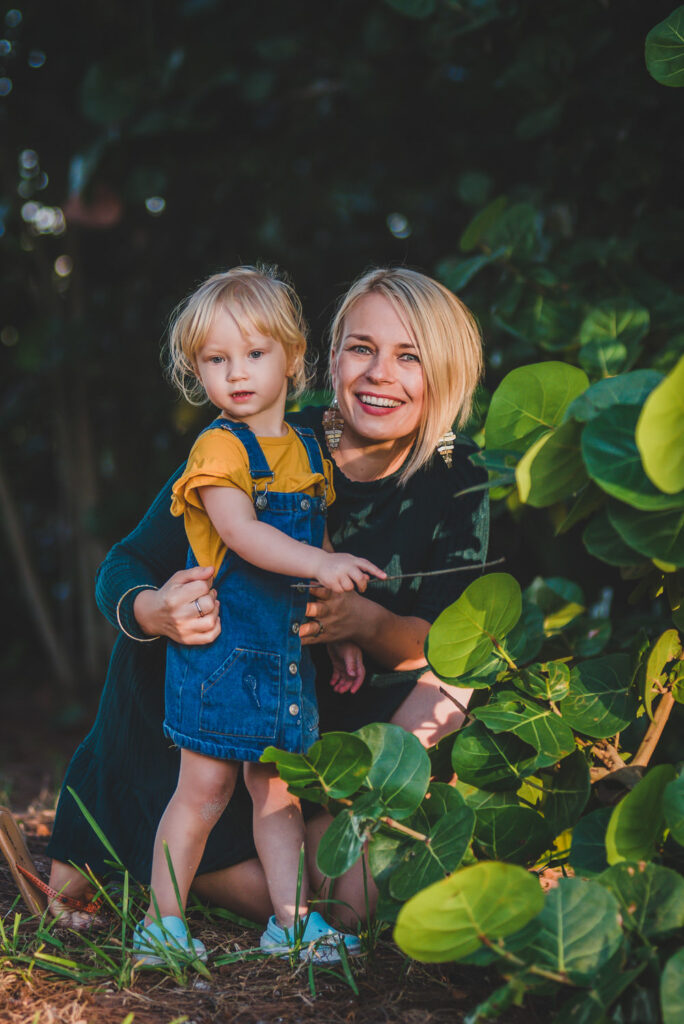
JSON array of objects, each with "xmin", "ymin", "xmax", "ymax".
[{"xmin": 47, "ymin": 407, "xmax": 488, "ymax": 882}]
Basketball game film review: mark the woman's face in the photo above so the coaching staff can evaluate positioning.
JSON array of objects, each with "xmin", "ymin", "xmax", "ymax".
[{"xmin": 333, "ymin": 292, "xmax": 425, "ymax": 449}]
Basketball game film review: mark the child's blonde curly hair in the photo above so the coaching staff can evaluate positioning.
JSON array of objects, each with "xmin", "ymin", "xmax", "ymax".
[{"xmin": 166, "ymin": 265, "xmax": 310, "ymax": 404}]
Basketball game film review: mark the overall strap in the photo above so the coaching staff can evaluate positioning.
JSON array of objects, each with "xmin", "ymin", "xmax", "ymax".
[
  {"xmin": 292, "ymin": 425, "xmax": 326, "ymax": 477},
  {"xmin": 200, "ymin": 418, "xmax": 274, "ymax": 482}
]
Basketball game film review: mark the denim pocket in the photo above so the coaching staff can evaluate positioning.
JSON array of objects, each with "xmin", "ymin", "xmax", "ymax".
[{"xmin": 199, "ymin": 647, "xmax": 281, "ymax": 741}]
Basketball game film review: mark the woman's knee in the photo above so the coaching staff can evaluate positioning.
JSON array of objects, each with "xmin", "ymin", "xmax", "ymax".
[{"xmin": 391, "ymin": 670, "xmax": 472, "ymax": 747}]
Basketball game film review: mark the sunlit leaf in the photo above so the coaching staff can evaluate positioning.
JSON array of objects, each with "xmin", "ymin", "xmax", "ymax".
[
  {"xmin": 636, "ymin": 355, "xmax": 684, "ymax": 494},
  {"xmin": 605, "ymin": 764, "xmax": 676, "ymax": 863},
  {"xmin": 661, "ymin": 948, "xmax": 684, "ymax": 1024},
  {"xmin": 356, "ymin": 723, "xmax": 431, "ymax": 820},
  {"xmin": 472, "ymin": 689, "xmax": 576, "ymax": 762},
  {"xmin": 485, "ymin": 362, "xmax": 589, "ymax": 453},
  {"xmin": 261, "ymin": 732, "xmax": 372, "ymax": 803}
]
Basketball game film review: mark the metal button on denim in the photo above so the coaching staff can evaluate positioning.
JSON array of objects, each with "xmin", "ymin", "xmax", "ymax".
[
  {"xmin": 291, "ymin": 622, "xmax": 300, "ymax": 634},
  {"xmin": 289, "ymin": 703, "xmax": 299, "ymax": 716},
  {"xmin": 288, "ymin": 662, "xmax": 298, "ymax": 675},
  {"xmin": 300, "ymin": 498, "xmax": 310, "ymax": 511}
]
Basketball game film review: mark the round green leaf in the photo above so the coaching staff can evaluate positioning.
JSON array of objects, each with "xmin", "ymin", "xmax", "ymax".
[
  {"xmin": 582, "ymin": 404, "xmax": 684, "ymax": 510},
  {"xmin": 661, "ymin": 948, "xmax": 684, "ymax": 1024},
  {"xmin": 261, "ymin": 732, "xmax": 372, "ymax": 803},
  {"xmin": 560, "ymin": 654, "xmax": 637, "ymax": 738},
  {"xmin": 513, "ymin": 661, "xmax": 571, "ymax": 702},
  {"xmin": 646, "ymin": 6, "xmax": 684, "ymax": 87},
  {"xmin": 495, "ymin": 292, "xmax": 581, "ymax": 353},
  {"xmin": 540, "ymin": 749, "xmax": 591, "ymax": 837},
  {"xmin": 642, "ymin": 629, "xmax": 682, "ymax": 722},
  {"xmin": 436, "ymin": 248, "xmax": 506, "ymax": 291},
  {"xmin": 663, "ymin": 772, "xmax": 684, "ymax": 845},
  {"xmin": 426, "ymin": 573, "xmax": 522, "ymax": 680},
  {"xmin": 485, "ymin": 362, "xmax": 589, "ymax": 453},
  {"xmin": 389, "ymin": 804, "xmax": 475, "ymax": 899},
  {"xmin": 583, "ymin": 508, "xmax": 644, "ymax": 566},
  {"xmin": 607, "ymin": 501, "xmax": 684, "ymax": 567},
  {"xmin": 355, "ymin": 722, "xmax": 431, "ymax": 820},
  {"xmin": 599, "ymin": 862, "xmax": 684, "ymax": 939},
  {"xmin": 316, "ymin": 789, "xmax": 385, "ymax": 877},
  {"xmin": 578, "ymin": 299, "xmax": 650, "ymax": 376},
  {"xmin": 569, "ymin": 807, "xmax": 612, "ymax": 877},
  {"xmin": 393, "ymin": 861, "xmax": 545, "ymax": 962},
  {"xmin": 636, "ymin": 355, "xmax": 684, "ymax": 494},
  {"xmin": 519, "ymin": 877, "xmax": 623, "ymax": 983},
  {"xmin": 566, "ymin": 370, "xmax": 664, "ymax": 423},
  {"xmin": 605, "ymin": 764, "xmax": 677, "ymax": 864},
  {"xmin": 474, "ymin": 805, "xmax": 552, "ymax": 865},
  {"xmin": 472, "ymin": 689, "xmax": 576, "ymax": 763},
  {"xmin": 516, "ymin": 420, "xmax": 588, "ymax": 507},
  {"xmin": 451, "ymin": 721, "xmax": 543, "ymax": 791}
]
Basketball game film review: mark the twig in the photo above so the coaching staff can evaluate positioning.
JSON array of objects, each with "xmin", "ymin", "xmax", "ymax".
[
  {"xmin": 438, "ymin": 687, "xmax": 471, "ymax": 722},
  {"xmin": 591, "ymin": 740, "xmax": 627, "ymax": 773},
  {"xmin": 631, "ymin": 692, "xmax": 676, "ymax": 768}
]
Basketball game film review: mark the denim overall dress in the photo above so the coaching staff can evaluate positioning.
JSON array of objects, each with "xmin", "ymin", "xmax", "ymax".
[{"xmin": 164, "ymin": 419, "xmax": 327, "ymax": 762}]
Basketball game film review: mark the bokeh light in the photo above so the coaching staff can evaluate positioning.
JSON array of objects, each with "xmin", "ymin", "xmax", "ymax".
[
  {"xmin": 0, "ymin": 77, "xmax": 13, "ymax": 96},
  {"xmin": 28, "ymin": 50, "xmax": 46, "ymax": 69},
  {"xmin": 145, "ymin": 196, "xmax": 166, "ymax": 215},
  {"xmin": 5, "ymin": 10, "xmax": 22, "ymax": 28},
  {"xmin": 54, "ymin": 255, "xmax": 73, "ymax": 277},
  {"xmin": 386, "ymin": 212, "xmax": 411, "ymax": 239}
]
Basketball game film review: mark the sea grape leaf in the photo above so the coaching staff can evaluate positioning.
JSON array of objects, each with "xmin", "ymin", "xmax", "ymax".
[
  {"xmin": 583, "ymin": 508, "xmax": 644, "ymax": 567},
  {"xmin": 393, "ymin": 861, "xmax": 544, "ymax": 962},
  {"xmin": 636, "ymin": 355, "xmax": 684, "ymax": 494},
  {"xmin": 513, "ymin": 660, "xmax": 571, "ymax": 702},
  {"xmin": 524, "ymin": 576, "xmax": 585, "ymax": 632},
  {"xmin": 426, "ymin": 573, "xmax": 522, "ymax": 680},
  {"xmin": 460, "ymin": 196, "xmax": 508, "ymax": 252},
  {"xmin": 607, "ymin": 501, "xmax": 684, "ymax": 567},
  {"xmin": 562, "ymin": 615, "xmax": 612, "ymax": 659},
  {"xmin": 663, "ymin": 772, "xmax": 684, "ymax": 845},
  {"xmin": 553, "ymin": 952, "xmax": 649, "ymax": 1024},
  {"xmin": 451, "ymin": 721, "xmax": 544, "ymax": 791},
  {"xmin": 560, "ymin": 654, "xmax": 636, "ymax": 738},
  {"xmin": 485, "ymin": 362, "xmax": 589, "ymax": 453},
  {"xmin": 565, "ymin": 369, "xmax": 663, "ymax": 423},
  {"xmin": 495, "ymin": 291, "xmax": 581, "ymax": 353},
  {"xmin": 599, "ymin": 861, "xmax": 684, "ymax": 939},
  {"xmin": 261, "ymin": 732, "xmax": 371, "ymax": 803},
  {"xmin": 472, "ymin": 689, "xmax": 576, "ymax": 763},
  {"xmin": 481, "ymin": 202, "xmax": 539, "ymax": 259},
  {"xmin": 540, "ymin": 749, "xmax": 591, "ymax": 837},
  {"xmin": 355, "ymin": 722, "xmax": 431, "ymax": 820},
  {"xmin": 582, "ymin": 404, "xmax": 684, "ymax": 511},
  {"xmin": 555, "ymin": 483, "xmax": 606, "ymax": 535},
  {"xmin": 316, "ymin": 790, "xmax": 384, "ymax": 877},
  {"xmin": 643, "ymin": 629, "xmax": 682, "ymax": 721},
  {"xmin": 473, "ymin": 805, "xmax": 552, "ymax": 865},
  {"xmin": 436, "ymin": 247, "xmax": 507, "ymax": 291},
  {"xmin": 405, "ymin": 780, "xmax": 468, "ymax": 831},
  {"xmin": 389, "ymin": 804, "xmax": 476, "ymax": 899},
  {"xmin": 661, "ymin": 948, "xmax": 684, "ymax": 1024},
  {"xmin": 569, "ymin": 807, "xmax": 611, "ymax": 877},
  {"xmin": 578, "ymin": 299, "xmax": 650, "ymax": 377},
  {"xmin": 516, "ymin": 420, "xmax": 588, "ymax": 507},
  {"xmin": 605, "ymin": 764, "xmax": 676, "ymax": 863},
  {"xmin": 461, "ymin": 786, "xmax": 519, "ymax": 811},
  {"xmin": 645, "ymin": 6, "xmax": 684, "ymax": 87},
  {"xmin": 518, "ymin": 877, "xmax": 623, "ymax": 984}
]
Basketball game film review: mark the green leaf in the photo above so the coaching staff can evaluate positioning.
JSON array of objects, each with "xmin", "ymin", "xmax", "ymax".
[
  {"xmin": 472, "ymin": 689, "xmax": 576, "ymax": 763},
  {"xmin": 569, "ymin": 807, "xmax": 611, "ymax": 877},
  {"xmin": 636, "ymin": 355, "xmax": 684, "ymax": 494},
  {"xmin": 525, "ymin": 576, "xmax": 586, "ymax": 632},
  {"xmin": 642, "ymin": 629, "xmax": 682, "ymax": 721},
  {"xmin": 483, "ymin": 202, "xmax": 539, "ymax": 260},
  {"xmin": 316, "ymin": 790, "xmax": 383, "ymax": 877},
  {"xmin": 599, "ymin": 862, "xmax": 684, "ymax": 939},
  {"xmin": 562, "ymin": 615, "xmax": 611, "ymax": 658},
  {"xmin": 661, "ymin": 948, "xmax": 684, "ymax": 1024},
  {"xmin": 436, "ymin": 248, "xmax": 507, "ymax": 291},
  {"xmin": 518, "ymin": 877, "xmax": 623, "ymax": 984},
  {"xmin": 560, "ymin": 654, "xmax": 637, "ymax": 738},
  {"xmin": 485, "ymin": 362, "xmax": 589, "ymax": 453},
  {"xmin": 605, "ymin": 764, "xmax": 676, "ymax": 863},
  {"xmin": 355, "ymin": 723, "xmax": 430, "ymax": 820},
  {"xmin": 583, "ymin": 509, "xmax": 644, "ymax": 567},
  {"xmin": 553, "ymin": 953, "xmax": 649, "ymax": 1024},
  {"xmin": 645, "ymin": 6, "xmax": 684, "ymax": 86},
  {"xmin": 460, "ymin": 196, "xmax": 508, "ymax": 252},
  {"xmin": 425, "ymin": 573, "xmax": 522, "ymax": 679},
  {"xmin": 451, "ymin": 721, "xmax": 544, "ymax": 790},
  {"xmin": 578, "ymin": 299, "xmax": 650, "ymax": 376},
  {"xmin": 582, "ymin": 404, "xmax": 684, "ymax": 511},
  {"xmin": 663, "ymin": 772, "xmax": 684, "ymax": 845},
  {"xmin": 494, "ymin": 291, "xmax": 581, "ymax": 353},
  {"xmin": 513, "ymin": 661, "xmax": 571, "ymax": 702},
  {"xmin": 607, "ymin": 501, "xmax": 684, "ymax": 567},
  {"xmin": 540, "ymin": 749, "xmax": 591, "ymax": 837},
  {"xmin": 473, "ymin": 805, "xmax": 552, "ymax": 864},
  {"xmin": 393, "ymin": 861, "xmax": 544, "ymax": 962},
  {"xmin": 389, "ymin": 805, "xmax": 476, "ymax": 899},
  {"xmin": 516, "ymin": 420, "xmax": 588, "ymax": 507},
  {"xmin": 566, "ymin": 370, "xmax": 663, "ymax": 423},
  {"xmin": 555, "ymin": 483, "xmax": 606, "ymax": 536},
  {"xmin": 261, "ymin": 732, "xmax": 372, "ymax": 803}
]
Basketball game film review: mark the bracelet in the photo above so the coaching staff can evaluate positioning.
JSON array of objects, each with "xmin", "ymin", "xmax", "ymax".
[{"xmin": 115, "ymin": 585, "xmax": 161, "ymax": 642}]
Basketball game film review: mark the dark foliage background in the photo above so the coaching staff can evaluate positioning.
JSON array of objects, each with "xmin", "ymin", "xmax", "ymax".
[{"xmin": 0, "ymin": 0, "xmax": 680, "ymax": 706}]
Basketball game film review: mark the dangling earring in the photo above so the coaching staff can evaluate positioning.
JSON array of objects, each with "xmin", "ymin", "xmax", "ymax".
[
  {"xmin": 323, "ymin": 396, "xmax": 344, "ymax": 452},
  {"xmin": 437, "ymin": 429, "xmax": 455, "ymax": 468}
]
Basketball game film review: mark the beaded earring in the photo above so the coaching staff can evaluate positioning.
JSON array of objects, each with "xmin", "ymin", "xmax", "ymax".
[
  {"xmin": 437, "ymin": 429, "xmax": 455, "ymax": 468},
  {"xmin": 322, "ymin": 396, "xmax": 344, "ymax": 452}
]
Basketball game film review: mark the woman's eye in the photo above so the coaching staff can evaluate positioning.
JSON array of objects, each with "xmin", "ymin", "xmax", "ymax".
[
  {"xmin": 401, "ymin": 353, "xmax": 420, "ymax": 363},
  {"xmin": 349, "ymin": 343, "xmax": 372, "ymax": 355}
]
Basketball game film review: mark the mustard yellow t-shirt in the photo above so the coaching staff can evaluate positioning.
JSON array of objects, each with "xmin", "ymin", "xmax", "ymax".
[{"xmin": 170, "ymin": 424, "xmax": 335, "ymax": 574}]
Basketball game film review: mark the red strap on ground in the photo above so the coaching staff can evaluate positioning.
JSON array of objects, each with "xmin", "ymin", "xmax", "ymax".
[{"xmin": 16, "ymin": 863, "xmax": 104, "ymax": 914}]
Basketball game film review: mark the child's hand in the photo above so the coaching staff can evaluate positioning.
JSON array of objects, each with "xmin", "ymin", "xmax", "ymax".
[
  {"xmin": 328, "ymin": 641, "xmax": 366, "ymax": 694},
  {"xmin": 312, "ymin": 552, "xmax": 386, "ymax": 594}
]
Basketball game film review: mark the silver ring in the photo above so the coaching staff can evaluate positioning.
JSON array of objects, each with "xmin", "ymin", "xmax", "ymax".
[
  {"xmin": 194, "ymin": 598, "xmax": 205, "ymax": 618},
  {"xmin": 314, "ymin": 619, "xmax": 324, "ymax": 637}
]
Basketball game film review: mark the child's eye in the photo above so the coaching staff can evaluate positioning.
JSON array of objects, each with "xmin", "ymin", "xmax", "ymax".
[
  {"xmin": 248, "ymin": 350, "xmax": 263, "ymax": 359},
  {"xmin": 209, "ymin": 355, "xmax": 224, "ymax": 364}
]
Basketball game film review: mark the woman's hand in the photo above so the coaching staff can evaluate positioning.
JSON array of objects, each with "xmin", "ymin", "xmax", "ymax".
[
  {"xmin": 300, "ymin": 586, "xmax": 365, "ymax": 645},
  {"xmin": 132, "ymin": 565, "xmax": 221, "ymax": 645}
]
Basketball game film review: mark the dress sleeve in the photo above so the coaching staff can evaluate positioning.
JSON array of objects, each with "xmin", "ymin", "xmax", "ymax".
[
  {"xmin": 413, "ymin": 440, "xmax": 490, "ymax": 624},
  {"xmin": 95, "ymin": 465, "xmax": 188, "ymax": 640}
]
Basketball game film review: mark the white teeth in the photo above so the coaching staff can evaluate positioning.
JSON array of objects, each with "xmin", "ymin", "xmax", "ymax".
[{"xmin": 358, "ymin": 394, "xmax": 401, "ymax": 408}]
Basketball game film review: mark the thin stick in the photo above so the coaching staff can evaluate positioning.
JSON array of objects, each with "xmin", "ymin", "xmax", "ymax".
[
  {"xmin": 631, "ymin": 692, "xmax": 676, "ymax": 768},
  {"xmin": 438, "ymin": 687, "xmax": 471, "ymax": 721},
  {"xmin": 291, "ymin": 557, "xmax": 506, "ymax": 590}
]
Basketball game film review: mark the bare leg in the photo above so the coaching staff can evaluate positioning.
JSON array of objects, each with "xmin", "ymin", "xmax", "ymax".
[
  {"xmin": 147, "ymin": 750, "xmax": 238, "ymax": 922},
  {"xmin": 243, "ymin": 761, "xmax": 308, "ymax": 928}
]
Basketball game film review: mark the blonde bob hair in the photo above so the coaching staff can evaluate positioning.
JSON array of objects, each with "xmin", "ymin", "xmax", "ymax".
[
  {"xmin": 166, "ymin": 265, "xmax": 309, "ymax": 405},
  {"xmin": 329, "ymin": 267, "xmax": 483, "ymax": 484}
]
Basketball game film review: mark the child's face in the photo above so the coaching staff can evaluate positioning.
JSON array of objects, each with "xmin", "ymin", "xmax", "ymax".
[{"xmin": 195, "ymin": 305, "xmax": 291, "ymax": 435}]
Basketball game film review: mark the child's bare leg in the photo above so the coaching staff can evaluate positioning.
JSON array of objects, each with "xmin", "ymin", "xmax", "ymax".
[
  {"xmin": 243, "ymin": 761, "xmax": 308, "ymax": 928},
  {"xmin": 147, "ymin": 749, "xmax": 238, "ymax": 922}
]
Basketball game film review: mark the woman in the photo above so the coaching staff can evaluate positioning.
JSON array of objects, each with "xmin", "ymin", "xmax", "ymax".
[{"xmin": 46, "ymin": 267, "xmax": 488, "ymax": 928}]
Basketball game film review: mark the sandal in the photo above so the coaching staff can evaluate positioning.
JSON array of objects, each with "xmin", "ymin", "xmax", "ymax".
[
  {"xmin": 0, "ymin": 805, "xmax": 47, "ymax": 916},
  {"xmin": 260, "ymin": 910, "xmax": 361, "ymax": 963},
  {"xmin": 132, "ymin": 915, "xmax": 208, "ymax": 967}
]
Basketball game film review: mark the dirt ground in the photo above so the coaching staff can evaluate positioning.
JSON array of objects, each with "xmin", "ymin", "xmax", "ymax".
[{"xmin": 0, "ymin": 697, "xmax": 543, "ymax": 1024}]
